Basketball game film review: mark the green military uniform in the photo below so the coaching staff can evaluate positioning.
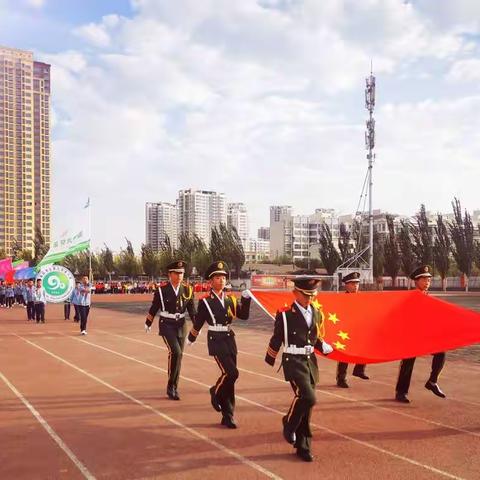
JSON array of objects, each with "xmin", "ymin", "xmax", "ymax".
[
  {"xmin": 336, "ymin": 272, "xmax": 368, "ymax": 388},
  {"xmin": 396, "ymin": 265, "xmax": 446, "ymax": 403},
  {"xmin": 145, "ymin": 260, "xmax": 196, "ymax": 400},
  {"xmin": 265, "ymin": 274, "xmax": 333, "ymax": 462},
  {"xmin": 187, "ymin": 261, "xmax": 251, "ymax": 429}
]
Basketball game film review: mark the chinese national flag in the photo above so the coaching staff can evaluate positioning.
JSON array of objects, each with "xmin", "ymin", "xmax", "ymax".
[{"xmin": 251, "ymin": 290, "xmax": 480, "ymax": 364}]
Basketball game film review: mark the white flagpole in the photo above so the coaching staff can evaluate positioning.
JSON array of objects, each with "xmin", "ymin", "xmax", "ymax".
[{"xmin": 88, "ymin": 197, "xmax": 92, "ymax": 283}]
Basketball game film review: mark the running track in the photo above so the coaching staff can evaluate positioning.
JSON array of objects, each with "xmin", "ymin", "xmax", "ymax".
[{"xmin": 1, "ymin": 297, "xmax": 479, "ymax": 479}]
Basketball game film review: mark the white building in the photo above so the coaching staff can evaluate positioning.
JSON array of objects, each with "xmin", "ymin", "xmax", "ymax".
[
  {"xmin": 245, "ymin": 238, "xmax": 270, "ymax": 263},
  {"xmin": 145, "ymin": 202, "xmax": 178, "ymax": 251},
  {"xmin": 177, "ymin": 189, "xmax": 227, "ymax": 245},
  {"xmin": 227, "ymin": 202, "xmax": 249, "ymax": 250},
  {"xmin": 270, "ymin": 206, "xmax": 293, "ymax": 259}
]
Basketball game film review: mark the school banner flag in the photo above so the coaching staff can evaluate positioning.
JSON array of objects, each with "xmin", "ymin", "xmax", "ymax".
[
  {"xmin": 251, "ymin": 290, "xmax": 480, "ymax": 364},
  {"xmin": 0, "ymin": 258, "xmax": 13, "ymax": 280}
]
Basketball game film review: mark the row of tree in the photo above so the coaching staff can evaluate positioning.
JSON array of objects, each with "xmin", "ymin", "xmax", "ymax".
[
  {"xmin": 57, "ymin": 224, "xmax": 246, "ymax": 280},
  {"xmin": 317, "ymin": 198, "xmax": 479, "ymax": 291}
]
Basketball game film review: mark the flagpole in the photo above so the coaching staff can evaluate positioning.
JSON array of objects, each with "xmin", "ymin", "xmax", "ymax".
[{"xmin": 88, "ymin": 198, "xmax": 92, "ymax": 284}]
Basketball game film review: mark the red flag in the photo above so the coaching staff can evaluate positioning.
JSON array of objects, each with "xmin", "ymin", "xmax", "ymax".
[{"xmin": 251, "ymin": 290, "xmax": 480, "ymax": 364}]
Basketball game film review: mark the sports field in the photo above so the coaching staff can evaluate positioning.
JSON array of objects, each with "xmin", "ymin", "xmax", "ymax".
[{"xmin": 1, "ymin": 293, "xmax": 479, "ymax": 479}]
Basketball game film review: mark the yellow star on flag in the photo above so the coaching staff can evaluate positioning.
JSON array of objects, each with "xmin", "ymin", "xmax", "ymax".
[
  {"xmin": 337, "ymin": 331, "xmax": 350, "ymax": 341},
  {"xmin": 333, "ymin": 341, "xmax": 346, "ymax": 351},
  {"xmin": 328, "ymin": 312, "xmax": 339, "ymax": 324}
]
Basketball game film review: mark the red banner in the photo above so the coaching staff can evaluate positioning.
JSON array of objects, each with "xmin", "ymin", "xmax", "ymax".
[
  {"xmin": 251, "ymin": 290, "xmax": 480, "ymax": 364},
  {"xmin": 251, "ymin": 275, "xmax": 293, "ymax": 289}
]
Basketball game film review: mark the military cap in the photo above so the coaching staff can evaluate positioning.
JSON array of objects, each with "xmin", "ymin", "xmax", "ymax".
[
  {"xmin": 293, "ymin": 270, "xmax": 321, "ymax": 296},
  {"xmin": 167, "ymin": 260, "xmax": 187, "ymax": 273},
  {"xmin": 342, "ymin": 271, "xmax": 361, "ymax": 284},
  {"xmin": 410, "ymin": 265, "xmax": 432, "ymax": 280},
  {"xmin": 205, "ymin": 260, "xmax": 229, "ymax": 279}
]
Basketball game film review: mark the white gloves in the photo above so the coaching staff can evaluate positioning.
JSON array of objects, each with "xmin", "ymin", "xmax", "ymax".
[
  {"xmin": 321, "ymin": 342, "xmax": 334, "ymax": 355},
  {"xmin": 186, "ymin": 339, "xmax": 193, "ymax": 347},
  {"xmin": 241, "ymin": 289, "xmax": 251, "ymax": 299},
  {"xmin": 145, "ymin": 325, "xmax": 151, "ymax": 333}
]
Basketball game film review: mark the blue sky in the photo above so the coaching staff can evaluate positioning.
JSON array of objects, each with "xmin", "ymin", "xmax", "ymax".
[{"xmin": 1, "ymin": 0, "xmax": 480, "ymax": 250}]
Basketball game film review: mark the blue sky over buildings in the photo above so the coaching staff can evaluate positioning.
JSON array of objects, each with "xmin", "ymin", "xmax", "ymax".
[{"xmin": 1, "ymin": 0, "xmax": 480, "ymax": 250}]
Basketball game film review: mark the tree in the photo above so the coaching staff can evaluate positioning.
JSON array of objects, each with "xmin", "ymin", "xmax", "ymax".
[
  {"xmin": 398, "ymin": 220, "xmax": 416, "ymax": 286},
  {"xmin": 210, "ymin": 224, "xmax": 245, "ymax": 278},
  {"xmin": 373, "ymin": 231, "xmax": 384, "ymax": 281},
  {"xmin": 337, "ymin": 223, "xmax": 352, "ymax": 263},
  {"xmin": 433, "ymin": 214, "xmax": 451, "ymax": 292},
  {"xmin": 0, "ymin": 248, "xmax": 6, "ymax": 259},
  {"xmin": 411, "ymin": 204, "xmax": 433, "ymax": 266},
  {"xmin": 318, "ymin": 224, "xmax": 341, "ymax": 275},
  {"xmin": 383, "ymin": 215, "xmax": 401, "ymax": 287},
  {"xmin": 11, "ymin": 238, "xmax": 23, "ymax": 261},
  {"xmin": 175, "ymin": 233, "xmax": 211, "ymax": 276},
  {"xmin": 115, "ymin": 238, "xmax": 141, "ymax": 278},
  {"xmin": 33, "ymin": 226, "xmax": 49, "ymax": 264},
  {"xmin": 141, "ymin": 244, "xmax": 162, "ymax": 278},
  {"xmin": 449, "ymin": 198, "xmax": 474, "ymax": 291},
  {"xmin": 98, "ymin": 244, "xmax": 115, "ymax": 279}
]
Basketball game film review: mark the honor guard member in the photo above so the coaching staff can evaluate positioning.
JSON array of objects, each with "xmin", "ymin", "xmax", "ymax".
[
  {"xmin": 336, "ymin": 272, "xmax": 369, "ymax": 388},
  {"xmin": 145, "ymin": 260, "xmax": 196, "ymax": 401},
  {"xmin": 187, "ymin": 261, "xmax": 251, "ymax": 429},
  {"xmin": 395, "ymin": 265, "xmax": 446, "ymax": 403},
  {"xmin": 265, "ymin": 274, "xmax": 334, "ymax": 462}
]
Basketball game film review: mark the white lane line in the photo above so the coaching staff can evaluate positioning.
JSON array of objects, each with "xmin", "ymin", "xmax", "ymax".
[
  {"xmin": 64, "ymin": 335, "xmax": 466, "ymax": 480},
  {"xmin": 15, "ymin": 335, "xmax": 282, "ymax": 480},
  {"xmin": 100, "ymin": 330, "xmax": 480, "ymax": 439},
  {"xmin": 0, "ymin": 370, "xmax": 96, "ymax": 480}
]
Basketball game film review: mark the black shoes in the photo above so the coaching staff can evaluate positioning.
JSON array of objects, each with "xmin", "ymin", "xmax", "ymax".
[
  {"xmin": 296, "ymin": 448, "xmax": 314, "ymax": 462},
  {"xmin": 221, "ymin": 416, "xmax": 237, "ymax": 429},
  {"xmin": 352, "ymin": 372, "xmax": 370, "ymax": 380},
  {"xmin": 336, "ymin": 379, "xmax": 349, "ymax": 388},
  {"xmin": 167, "ymin": 387, "xmax": 180, "ymax": 401},
  {"xmin": 395, "ymin": 393, "xmax": 410, "ymax": 403},
  {"xmin": 425, "ymin": 381, "xmax": 446, "ymax": 398},
  {"xmin": 282, "ymin": 415, "xmax": 296, "ymax": 444},
  {"xmin": 210, "ymin": 386, "xmax": 222, "ymax": 412}
]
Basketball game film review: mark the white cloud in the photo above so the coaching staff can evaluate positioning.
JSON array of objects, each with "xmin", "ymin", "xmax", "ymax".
[
  {"xmin": 447, "ymin": 58, "xmax": 480, "ymax": 83},
  {"xmin": 25, "ymin": 0, "xmax": 45, "ymax": 8},
  {"xmin": 36, "ymin": 0, "xmax": 480, "ymax": 250}
]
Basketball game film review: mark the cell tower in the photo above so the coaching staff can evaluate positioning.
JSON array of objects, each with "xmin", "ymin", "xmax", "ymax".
[
  {"xmin": 365, "ymin": 67, "xmax": 376, "ymax": 278},
  {"xmin": 335, "ymin": 66, "xmax": 376, "ymax": 284}
]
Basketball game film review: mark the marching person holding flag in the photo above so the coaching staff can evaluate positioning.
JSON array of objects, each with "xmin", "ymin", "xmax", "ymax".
[
  {"xmin": 187, "ymin": 261, "xmax": 251, "ymax": 429},
  {"xmin": 336, "ymin": 272, "xmax": 369, "ymax": 388},
  {"xmin": 264, "ymin": 273, "xmax": 333, "ymax": 462},
  {"xmin": 395, "ymin": 265, "xmax": 447, "ymax": 403},
  {"xmin": 145, "ymin": 260, "xmax": 196, "ymax": 401}
]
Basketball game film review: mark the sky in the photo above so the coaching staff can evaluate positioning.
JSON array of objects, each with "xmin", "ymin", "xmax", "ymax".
[{"xmin": 1, "ymin": 0, "xmax": 480, "ymax": 251}]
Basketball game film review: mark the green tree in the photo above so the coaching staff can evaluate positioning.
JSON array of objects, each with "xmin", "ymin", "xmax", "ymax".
[
  {"xmin": 318, "ymin": 224, "xmax": 341, "ymax": 275},
  {"xmin": 383, "ymin": 215, "xmax": 400, "ymax": 287},
  {"xmin": 115, "ymin": 238, "xmax": 141, "ymax": 278},
  {"xmin": 449, "ymin": 198, "xmax": 474, "ymax": 291},
  {"xmin": 141, "ymin": 244, "xmax": 162, "ymax": 278},
  {"xmin": 11, "ymin": 238, "xmax": 23, "ymax": 261},
  {"xmin": 338, "ymin": 223, "xmax": 352, "ymax": 263},
  {"xmin": 98, "ymin": 244, "xmax": 115, "ymax": 279},
  {"xmin": 373, "ymin": 231, "xmax": 384, "ymax": 281},
  {"xmin": 175, "ymin": 233, "xmax": 211, "ymax": 276},
  {"xmin": 33, "ymin": 227, "xmax": 49, "ymax": 264},
  {"xmin": 398, "ymin": 220, "xmax": 416, "ymax": 285},
  {"xmin": 411, "ymin": 204, "xmax": 433, "ymax": 266},
  {"xmin": 433, "ymin": 214, "xmax": 451, "ymax": 292}
]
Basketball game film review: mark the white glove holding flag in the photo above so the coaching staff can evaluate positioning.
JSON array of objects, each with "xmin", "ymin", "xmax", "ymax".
[
  {"xmin": 145, "ymin": 324, "xmax": 151, "ymax": 333},
  {"xmin": 321, "ymin": 342, "xmax": 334, "ymax": 355},
  {"xmin": 186, "ymin": 339, "xmax": 194, "ymax": 347},
  {"xmin": 241, "ymin": 289, "xmax": 251, "ymax": 299}
]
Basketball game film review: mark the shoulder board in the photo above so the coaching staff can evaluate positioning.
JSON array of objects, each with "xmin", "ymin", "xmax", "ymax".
[{"xmin": 199, "ymin": 293, "xmax": 210, "ymax": 300}]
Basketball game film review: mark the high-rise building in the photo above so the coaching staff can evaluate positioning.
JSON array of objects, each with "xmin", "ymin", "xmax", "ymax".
[
  {"xmin": 269, "ymin": 206, "xmax": 293, "ymax": 258},
  {"xmin": 257, "ymin": 226, "xmax": 270, "ymax": 240},
  {"xmin": 145, "ymin": 202, "xmax": 178, "ymax": 251},
  {"xmin": 0, "ymin": 46, "xmax": 51, "ymax": 255},
  {"xmin": 177, "ymin": 189, "xmax": 226, "ymax": 245},
  {"xmin": 227, "ymin": 202, "xmax": 249, "ymax": 250}
]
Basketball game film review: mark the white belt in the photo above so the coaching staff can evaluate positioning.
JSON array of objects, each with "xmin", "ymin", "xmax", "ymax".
[
  {"xmin": 208, "ymin": 325, "xmax": 231, "ymax": 332},
  {"xmin": 160, "ymin": 312, "xmax": 185, "ymax": 320},
  {"xmin": 284, "ymin": 345, "xmax": 314, "ymax": 355}
]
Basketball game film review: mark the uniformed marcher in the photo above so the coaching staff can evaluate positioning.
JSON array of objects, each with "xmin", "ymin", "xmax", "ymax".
[
  {"xmin": 395, "ymin": 265, "xmax": 446, "ymax": 403},
  {"xmin": 145, "ymin": 260, "xmax": 196, "ymax": 400},
  {"xmin": 187, "ymin": 261, "xmax": 251, "ymax": 429},
  {"xmin": 265, "ymin": 273, "xmax": 333, "ymax": 462},
  {"xmin": 336, "ymin": 272, "xmax": 369, "ymax": 388}
]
